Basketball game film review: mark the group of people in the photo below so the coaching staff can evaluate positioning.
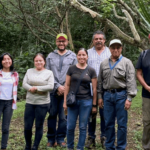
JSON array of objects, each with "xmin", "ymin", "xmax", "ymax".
[{"xmin": 0, "ymin": 31, "xmax": 150, "ymax": 150}]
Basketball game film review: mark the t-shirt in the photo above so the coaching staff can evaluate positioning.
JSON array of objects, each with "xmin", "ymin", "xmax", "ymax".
[
  {"xmin": 136, "ymin": 49, "xmax": 150, "ymax": 98},
  {"xmin": 0, "ymin": 71, "xmax": 13, "ymax": 100},
  {"xmin": 67, "ymin": 65, "xmax": 97, "ymax": 100}
]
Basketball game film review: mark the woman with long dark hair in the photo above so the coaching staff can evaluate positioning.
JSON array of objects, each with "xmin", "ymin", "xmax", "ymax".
[
  {"xmin": 63, "ymin": 48, "xmax": 97, "ymax": 150},
  {"xmin": 23, "ymin": 53, "xmax": 54, "ymax": 150},
  {"xmin": 0, "ymin": 53, "xmax": 19, "ymax": 150}
]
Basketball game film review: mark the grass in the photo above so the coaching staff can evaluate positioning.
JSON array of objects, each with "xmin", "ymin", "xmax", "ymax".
[{"xmin": 0, "ymin": 85, "xmax": 144, "ymax": 149}]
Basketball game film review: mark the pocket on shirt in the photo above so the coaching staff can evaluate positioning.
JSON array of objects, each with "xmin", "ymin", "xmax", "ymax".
[
  {"xmin": 114, "ymin": 68, "xmax": 125, "ymax": 78},
  {"xmin": 103, "ymin": 68, "xmax": 110, "ymax": 79}
]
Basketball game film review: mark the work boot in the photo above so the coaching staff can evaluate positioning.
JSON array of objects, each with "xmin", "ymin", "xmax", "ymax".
[
  {"xmin": 100, "ymin": 136, "xmax": 106, "ymax": 149},
  {"xmin": 85, "ymin": 137, "xmax": 96, "ymax": 149}
]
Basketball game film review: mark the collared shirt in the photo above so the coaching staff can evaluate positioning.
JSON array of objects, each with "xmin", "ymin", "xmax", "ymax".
[
  {"xmin": 97, "ymin": 55, "xmax": 137, "ymax": 99},
  {"xmin": 87, "ymin": 46, "xmax": 111, "ymax": 76},
  {"xmin": 0, "ymin": 70, "xmax": 19, "ymax": 109},
  {"xmin": 46, "ymin": 50, "xmax": 77, "ymax": 92}
]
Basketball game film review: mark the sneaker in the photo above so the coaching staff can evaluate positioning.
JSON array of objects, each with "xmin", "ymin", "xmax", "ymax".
[
  {"xmin": 47, "ymin": 142, "xmax": 57, "ymax": 148},
  {"xmin": 100, "ymin": 136, "xmax": 106, "ymax": 149},
  {"xmin": 57, "ymin": 142, "xmax": 66, "ymax": 148},
  {"xmin": 85, "ymin": 137, "xmax": 96, "ymax": 149}
]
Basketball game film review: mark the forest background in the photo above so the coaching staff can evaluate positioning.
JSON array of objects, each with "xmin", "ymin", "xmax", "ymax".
[{"xmin": 0, "ymin": 0, "xmax": 149, "ymax": 99}]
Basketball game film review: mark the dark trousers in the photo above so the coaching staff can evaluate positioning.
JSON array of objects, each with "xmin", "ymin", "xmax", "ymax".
[
  {"xmin": 104, "ymin": 90, "xmax": 127, "ymax": 150},
  {"xmin": 47, "ymin": 93, "xmax": 66, "ymax": 144},
  {"xmin": 0, "ymin": 100, "xmax": 13, "ymax": 149},
  {"xmin": 24, "ymin": 103, "xmax": 49, "ymax": 150},
  {"xmin": 88, "ymin": 107, "xmax": 105, "ymax": 139},
  {"xmin": 142, "ymin": 97, "xmax": 150, "ymax": 149}
]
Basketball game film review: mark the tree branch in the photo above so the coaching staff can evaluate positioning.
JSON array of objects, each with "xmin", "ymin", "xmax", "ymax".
[
  {"xmin": 122, "ymin": 9, "xmax": 140, "ymax": 42},
  {"xmin": 112, "ymin": 5, "xmax": 128, "ymax": 21}
]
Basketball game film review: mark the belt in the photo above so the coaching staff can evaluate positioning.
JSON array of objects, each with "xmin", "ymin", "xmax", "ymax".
[{"xmin": 104, "ymin": 88, "xmax": 126, "ymax": 93}]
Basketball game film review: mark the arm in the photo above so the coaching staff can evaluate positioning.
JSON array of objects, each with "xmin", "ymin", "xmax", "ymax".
[
  {"xmin": 46, "ymin": 55, "xmax": 62, "ymax": 93},
  {"xmin": 45, "ymin": 57, "xmax": 51, "ymax": 70},
  {"xmin": 22, "ymin": 71, "xmax": 32, "ymax": 91},
  {"xmin": 36, "ymin": 72, "xmax": 54, "ymax": 92},
  {"xmin": 97, "ymin": 64, "xmax": 104, "ymax": 109},
  {"xmin": 63, "ymin": 75, "xmax": 71, "ymax": 110},
  {"xmin": 92, "ymin": 77, "xmax": 97, "ymax": 113},
  {"xmin": 137, "ymin": 69, "xmax": 150, "ymax": 92},
  {"xmin": 125, "ymin": 61, "xmax": 137, "ymax": 110}
]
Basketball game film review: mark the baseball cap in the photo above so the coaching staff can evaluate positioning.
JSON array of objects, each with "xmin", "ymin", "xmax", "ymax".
[
  {"xmin": 56, "ymin": 33, "xmax": 68, "ymax": 40},
  {"xmin": 109, "ymin": 39, "xmax": 122, "ymax": 47}
]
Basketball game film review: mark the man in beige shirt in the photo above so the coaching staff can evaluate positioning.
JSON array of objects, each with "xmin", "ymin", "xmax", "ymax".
[{"xmin": 98, "ymin": 39, "xmax": 137, "ymax": 149}]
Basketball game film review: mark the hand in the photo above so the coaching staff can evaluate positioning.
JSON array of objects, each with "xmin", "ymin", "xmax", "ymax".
[
  {"xmin": 124, "ymin": 100, "xmax": 132, "ymax": 110},
  {"xmin": 29, "ymin": 86, "xmax": 37, "ymax": 93},
  {"xmin": 57, "ymin": 86, "xmax": 65, "ymax": 95},
  {"xmin": 92, "ymin": 107, "xmax": 97, "ymax": 114},
  {"xmin": 145, "ymin": 86, "xmax": 150, "ymax": 92},
  {"xmin": 57, "ymin": 91, "xmax": 64, "ymax": 96},
  {"xmin": 63, "ymin": 102, "xmax": 67, "ymax": 110},
  {"xmin": 98, "ymin": 99, "xmax": 104, "ymax": 109}
]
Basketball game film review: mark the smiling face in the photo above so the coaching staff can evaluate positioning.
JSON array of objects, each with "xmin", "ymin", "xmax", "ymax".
[
  {"xmin": 109, "ymin": 43, "xmax": 122, "ymax": 59},
  {"xmin": 56, "ymin": 39, "xmax": 68, "ymax": 51},
  {"xmin": 93, "ymin": 34, "xmax": 105, "ymax": 50},
  {"xmin": 77, "ymin": 50, "xmax": 88, "ymax": 65},
  {"xmin": 2, "ymin": 55, "xmax": 12, "ymax": 70},
  {"xmin": 34, "ymin": 55, "xmax": 45, "ymax": 71}
]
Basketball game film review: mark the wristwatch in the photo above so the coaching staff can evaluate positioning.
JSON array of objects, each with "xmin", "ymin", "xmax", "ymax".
[
  {"xmin": 127, "ymin": 98, "xmax": 132, "ymax": 102},
  {"xmin": 92, "ymin": 104, "xmax": 97, "ymax": 107}
]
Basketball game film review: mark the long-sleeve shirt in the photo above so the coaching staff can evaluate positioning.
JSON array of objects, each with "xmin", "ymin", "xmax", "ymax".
[
  {"xmin": 46, "ymin": 50, "xmax": 77, "ymax": 92},
  {"xmin": 23, "ymin": 68, "xmax": 54, "ymax": 104},
  {"xmin": 97, "ymin": 55, "xmax": 137, "ymax": 100}
]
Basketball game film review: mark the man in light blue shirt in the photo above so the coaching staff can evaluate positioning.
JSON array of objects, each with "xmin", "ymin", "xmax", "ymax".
[{"xmin": 86, "ymin": 31, "xmax": 111, "ymax": 149}]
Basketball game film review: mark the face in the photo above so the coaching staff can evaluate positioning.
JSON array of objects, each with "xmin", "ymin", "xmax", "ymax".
[
  {"xmin": 2, "ymin": 55, "xmax": 12, "ymax": 70},
  {"xmin": 93, "ymin": 34, "xmax": 105, "ymax": 49},
  {"xmin": 34, "ymin": 55, "xmax": 45, "ymax": 70},
  {"xmin": 56, "ymin": 39, "xmax": 68, "ymax": 51},
  {"xmin": 110, "ymin": 43, "xmax": 122, "ymax": 59},
  {"xmin": 77, "ymin": 50, "xmax": 88, "ymax": 65}
]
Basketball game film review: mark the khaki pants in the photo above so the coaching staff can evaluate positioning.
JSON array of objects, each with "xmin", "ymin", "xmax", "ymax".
[{"xmin": 142, "ymin": 97, "xmax": 150, "ymax": 150}]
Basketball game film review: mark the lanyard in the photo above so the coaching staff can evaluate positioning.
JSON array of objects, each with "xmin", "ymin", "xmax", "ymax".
[{"xmin": 109, "ymin": 56, "xmax": 123, "ymax": 70}]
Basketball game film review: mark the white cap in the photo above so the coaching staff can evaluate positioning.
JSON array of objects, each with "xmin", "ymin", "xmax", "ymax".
[{"xmin": 109, "ymin": 39, "xmax": 122, "ymax": 47}]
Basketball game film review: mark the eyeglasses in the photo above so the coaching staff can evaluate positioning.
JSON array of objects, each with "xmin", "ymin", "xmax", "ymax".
[{"xmin": 56, "ymin": 40, "xmax": 66, "ymax": 43}]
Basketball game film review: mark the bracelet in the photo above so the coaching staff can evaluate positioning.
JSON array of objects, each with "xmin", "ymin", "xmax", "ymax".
[{"xmin": 92, "ymin": 104, "xmax": 97, "ymax": 107}]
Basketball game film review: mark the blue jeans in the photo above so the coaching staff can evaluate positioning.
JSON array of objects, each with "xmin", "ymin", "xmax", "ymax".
[
  {"xmin": 24, "ymin": 103, "xmax": 49, "ymax": 150},
  {"xmin": 88, "ymin": 107, "xmax": 105, "ymax": 139},
  {"xmin": 0, "ymin": 100, "xmax": 13, "ymax": 149},
  {"xmin": 67, "ymin": 99, "xmax": 92, "ymax": 150},
  {"xmin": 47, "ymin": 93, "xmax": 66, "ymax": 144},
  {"xmin": 103, "ymin": 90, "xmax": 127, "ymax": 150}
]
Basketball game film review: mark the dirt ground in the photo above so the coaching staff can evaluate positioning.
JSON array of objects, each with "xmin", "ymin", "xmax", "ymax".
[{"xmin": 7, "ymin": 107, "xmax": 143, "ymax": 150}]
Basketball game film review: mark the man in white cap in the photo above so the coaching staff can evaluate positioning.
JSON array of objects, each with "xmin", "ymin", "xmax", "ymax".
[{"xmin": 97, "ymin": 39, "xmax": 137, "ymax": 149}]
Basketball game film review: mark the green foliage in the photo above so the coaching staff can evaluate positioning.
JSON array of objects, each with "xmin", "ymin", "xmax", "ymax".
[{"xmin": 12, "ymin": 100, "xmax": 25, "ymax": 119}]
